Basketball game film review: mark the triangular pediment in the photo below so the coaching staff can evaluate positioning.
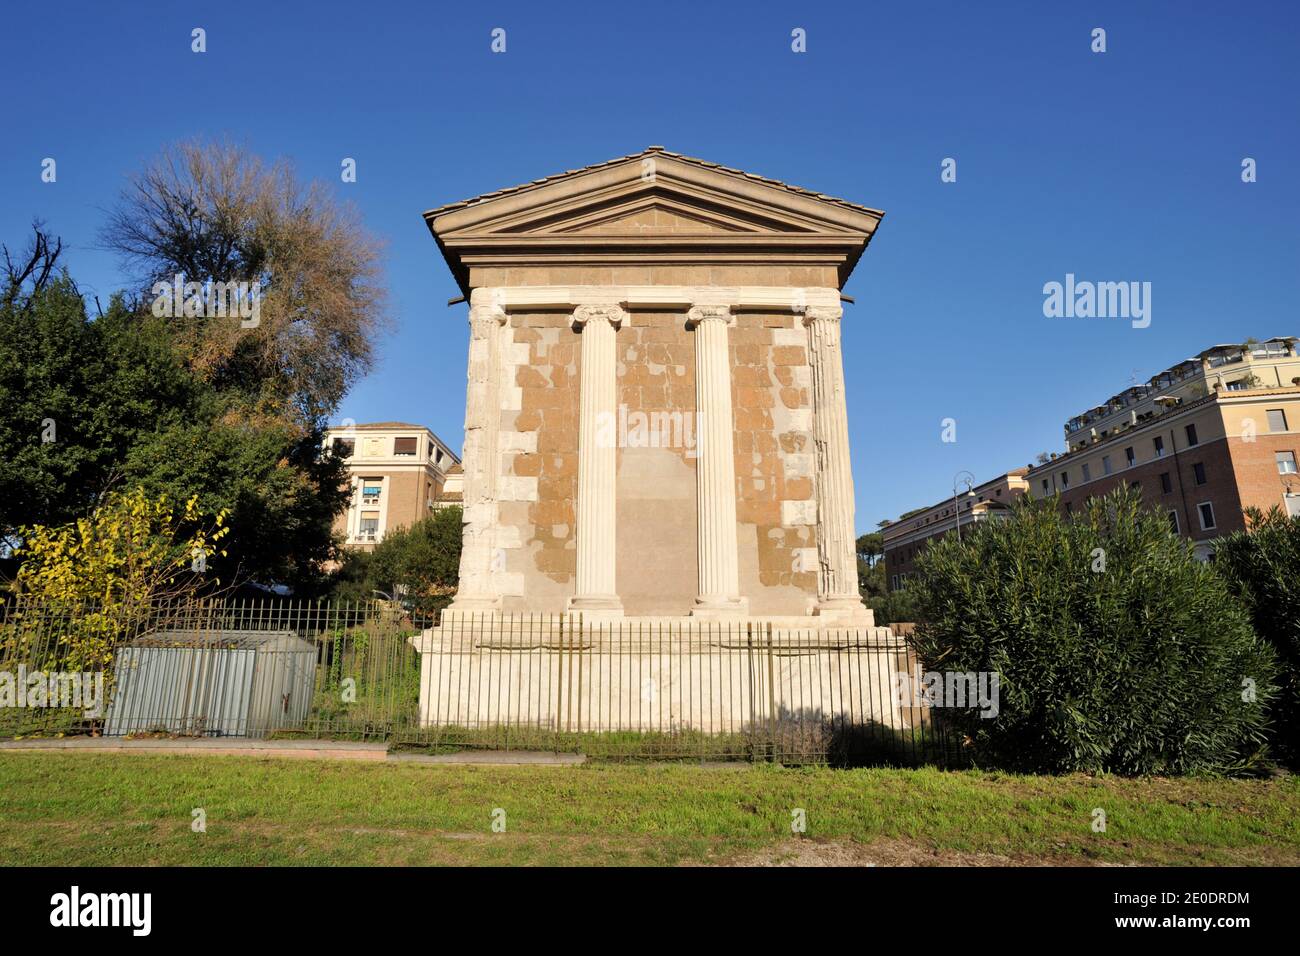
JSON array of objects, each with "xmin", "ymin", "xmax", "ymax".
[
  {"xmin": 424, "ymin": 148, "xmax": 884, "ymax": 295},
  {"xmin": 494, "ymin": 186, "xmax": 817, "ymax": 237}
]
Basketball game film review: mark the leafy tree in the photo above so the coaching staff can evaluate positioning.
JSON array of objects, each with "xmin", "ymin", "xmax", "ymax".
[
  {"xmin": 855, "ymin": 532, "xmax": 884, "ymax": 568},
  {"xmin": 1, "ymin": 224, "xmax": 353, "ymax": 592},
  {"xmin": 1215, "ymin": 507, "xmax": 1300, "ymax": 766},
  {"xmin": 333, "ymin": 508, "xmax": 462, "ymax": 618},
  {"xmin": 123, "ymin": 418, "xmax": 348, "ymax": 593},
  {"xmin": 867, "ymin": 586, "xmax": 921, "ymax": 627},
  {"xmin": 6, "ymin": 488, "xmax": 229, "ymax": 670},
  {"xmin": 908, "ymin": 488, "xmax": 1277, "ymax": 775},
  {"xmin": 0, "ymin": 274, "xmax": 199, "ymax": 538},
  {"xmin": 101, "ymin": 139, "xmax": 389, "ymax": 423}
]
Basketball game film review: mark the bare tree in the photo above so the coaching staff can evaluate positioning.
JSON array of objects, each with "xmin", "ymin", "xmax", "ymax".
[
  {"xmin": 2, "ymin": 220, "xmax": 65, "ymax": 307},
  {"xmin": 101, "ymin": 140, "xmax": 389, "ymax": 423}
]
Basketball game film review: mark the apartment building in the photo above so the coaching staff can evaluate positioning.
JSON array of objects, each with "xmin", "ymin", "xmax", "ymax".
[
  {"xmin": 881, "ymin": 470, "xmax": 1030, "ymax": 590},
  {"xmin": 1026, "ymin": 337, "xmax": 1300, "ymax": 558},
  {"xmin": 323, "ymin": 422, "xmax": 461, "ymax": 550}
]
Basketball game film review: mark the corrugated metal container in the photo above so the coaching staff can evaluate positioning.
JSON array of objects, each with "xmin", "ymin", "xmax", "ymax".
[{"xmin": 105, "ymin": 630, "xmax": 318, "ymax": 738}]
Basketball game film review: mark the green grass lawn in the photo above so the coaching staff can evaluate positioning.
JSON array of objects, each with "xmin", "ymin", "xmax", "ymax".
[{"xmin": 0, "ymin": 753, "xmax": 1296, "ymax": 866}]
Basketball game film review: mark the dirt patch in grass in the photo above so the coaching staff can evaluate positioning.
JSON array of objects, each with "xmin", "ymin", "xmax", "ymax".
[
  {"xmin": 717, "ymin": 836, "xmax": 1299, "ymax": 867},
  {"xmin": 715, "ymin": 838, "xmax": 1122, "ymax": 867}
]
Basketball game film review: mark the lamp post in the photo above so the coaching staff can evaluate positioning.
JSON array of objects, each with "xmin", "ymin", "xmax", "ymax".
[{"xmin": 953, "ymin": 470, "xmax": 975, "ymax": 543}]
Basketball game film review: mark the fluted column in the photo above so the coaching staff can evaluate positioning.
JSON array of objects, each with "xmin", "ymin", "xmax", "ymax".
[
  {"xmin": 448, "ymin": 295, "xmax": 507, "ymax": 613},
  {"xmin": 805, "ymin": 306, "xmax": 872, "ymax": 624},
  {"xmin": 689, "ymin": 305, "xmax": 748, "ymax": 618},
  {"xmin": 568, "ymin": 304, "xmax": 625, "ymax": 617}
]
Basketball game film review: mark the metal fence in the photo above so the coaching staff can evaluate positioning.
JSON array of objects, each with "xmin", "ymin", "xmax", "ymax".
[{"xmin": 0, "ymin": 596, "xmax": 959, "ymax": 765}]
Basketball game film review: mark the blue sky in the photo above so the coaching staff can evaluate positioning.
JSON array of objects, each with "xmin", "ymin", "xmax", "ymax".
[{"xmin": 3, "ymin": 1, "xmax": 1298, "ymax": 532}]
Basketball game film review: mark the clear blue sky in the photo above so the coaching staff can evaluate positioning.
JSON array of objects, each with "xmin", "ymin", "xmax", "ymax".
[{"xmin": 4, "ymin": 1, "xmax": 1298, "ymax": 533}]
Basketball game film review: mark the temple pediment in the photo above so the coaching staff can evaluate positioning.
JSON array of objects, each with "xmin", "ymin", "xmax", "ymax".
[{"xmin": 425, "ymin": 147, "xmax": 884, "ymax": 295}]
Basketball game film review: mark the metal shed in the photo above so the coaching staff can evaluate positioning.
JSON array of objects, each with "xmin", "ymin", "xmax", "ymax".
[{"xmin": 104, "ymin": 630, "xmax": 318, "ymax": 738}]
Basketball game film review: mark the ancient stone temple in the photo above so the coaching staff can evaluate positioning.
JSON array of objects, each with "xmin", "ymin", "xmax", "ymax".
[{"xmin": 424, "ymin": 147, "xmax": 884, "ymax": 627}]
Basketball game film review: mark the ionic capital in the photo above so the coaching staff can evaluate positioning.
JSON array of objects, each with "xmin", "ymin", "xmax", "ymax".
[
  {"xmin": 687, "ymin": 304, "xmax": 735, "ymax": 327},
  {"xmin": 573, "ymin": 303, "xmax": 627, "ymax": 329},
  {"xmin": 468, "ymin": 302, "xmax": 507, "ymax": 327},
  {"xmin": 802, "ymin": 305, "xmax": 843, "ymax": 326}
]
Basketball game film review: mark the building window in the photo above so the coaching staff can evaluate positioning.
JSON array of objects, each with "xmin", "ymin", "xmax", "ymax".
[
  {"xmin": 332, "ymin": 437, "xmax": 354, "ymax": 458},
  {"xmin": 1082, "ymin": 463, "xmax": 1092, "ymax": 482},
  {"xmin": 1125, "ymin": 446, "xmax": 1135, "ymax": 467},
  {"xmin": 1168, "ymin": 511, "xmax": 1180, "ymax": 534},
  {"xmin": 362, "ymin": 481, "xmax": 382, "ymax": 504},
  {"xmin": 1267, "ymin": 409, "xmax": 1289, "ymax": 432},
  {"xmin": 1193, "ymin": 462, "xmax": 1207, "ymax": 485},
  {"xmin": 1277, "ymin": 451, "xmax": 1298, "ymax": 475},
  {"xmin": 1185, "ymin": 423, "xmax": 1199, "ymax": 447},
  {"xmin": 1153, "ymin": 435, "xmax": 1164, "ymax": 458},
  {"xmin": 1064, "ymin": 501, "xmax": 1073, "ymax": 514},
  {"xmin": 1102, "ymin": 455, "xmax": 1113, "ymax": 475},
  {"xmin": 1060, "ymin": 471, "xmax": 1069, "ymax": 489},
  {"xmin": 1042, "ymin": 479, "xmax": 1050, "ymax": 493},
  {"xmin": 359, "ymin": 513, "xmax": 380, "ymax": 541},
  {"xmin": 1197, "ymin": 501, "xmax": 1216, "ymax": 530},
  {"xmin": 1226, "ymin": 379, "xmax": 1249, "ymax": 391},
  {"xmin": 394, "ymin": 436, "xmax": 418, "ymax": 456},
  {"xmin": 1160, "ymin": 472, "xmax": 1173, "ymax": 494},
  {"xmin": 434, "ymin": 448, "xmax": 444, "ymax": 465},
  {"xmin": 1252, "ymin": 341, "xmax": 1288, "ymax": 358}
]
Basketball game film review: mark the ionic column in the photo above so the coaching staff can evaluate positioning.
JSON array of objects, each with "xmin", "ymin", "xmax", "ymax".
[
  {"xmin": 689, "ymin": 305, "xmax": 748, "ymax": 618},
  {"xmin": 804, "ymin": 305, "xmax": 873, "ymax": 624},
  {"xmin": 448, "ymin": 293, "xmax": 507, "ymax": 614},
  {"xmin": 568, "ymin": 304, "xmax": 625, "ymax": 617}
]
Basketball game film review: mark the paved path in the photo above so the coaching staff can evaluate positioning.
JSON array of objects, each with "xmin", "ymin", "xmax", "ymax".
[{"xmin": 0, "ymin": 737, "xmax": 585, "ymax": 765}]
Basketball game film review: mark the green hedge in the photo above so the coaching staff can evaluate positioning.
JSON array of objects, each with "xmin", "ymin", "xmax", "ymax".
[{"xmin": 908, "ymin": 488, "xmax": 1276, "ymax": 775}]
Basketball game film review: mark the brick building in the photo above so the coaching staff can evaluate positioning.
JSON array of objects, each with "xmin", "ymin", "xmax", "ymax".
[
  {"xmin": 1026, "ymin": 338, "xmax": 1300, "ymax": 558},
  {"xmin": 323, "ymin": 422, "xmax": 461, "ymax": 550},
  {"xmin": 881, "ymin": 470, "xmax": 1029, "ymax": 590}
]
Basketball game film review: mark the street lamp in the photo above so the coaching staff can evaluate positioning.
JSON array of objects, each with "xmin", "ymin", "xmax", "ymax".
[{"xmin": 953, "ymin": 470, "xmax": 976, "ymax": 543}]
